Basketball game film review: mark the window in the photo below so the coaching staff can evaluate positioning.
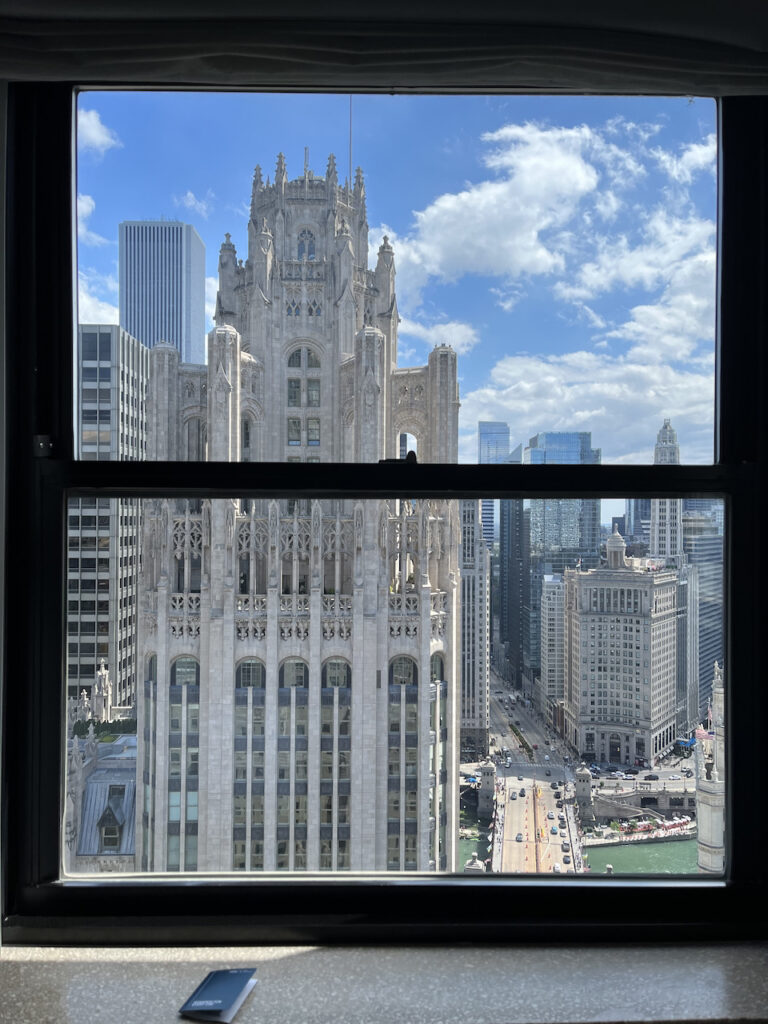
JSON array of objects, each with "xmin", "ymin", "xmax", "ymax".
[{"xmin": 3, "ymin": 33, "xmax": 764, "ymax": 947}]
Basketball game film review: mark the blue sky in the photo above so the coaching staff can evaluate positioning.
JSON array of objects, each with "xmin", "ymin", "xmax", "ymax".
[{"xmin": 77, "ymin": 91, "xmax": 717, "ymax": 481}]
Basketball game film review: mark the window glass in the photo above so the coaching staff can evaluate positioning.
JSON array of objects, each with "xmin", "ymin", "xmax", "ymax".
[
  {"xmin": 61, "ymin": 88, "xmax": 724, "ymax": 885},
  {"xmin": 75, "ymin": 93, "xmax": 715, "ymax": 467}
]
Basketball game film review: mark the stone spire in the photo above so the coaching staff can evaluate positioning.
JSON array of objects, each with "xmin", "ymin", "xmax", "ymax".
[
  {"xmin": 250, "ymin": 164, "xmax": 263, "ymax": 219},
  {"xmin": 326, "ymin": 153, "xmax": 338, "ymax": 188},
  {"xmin": 275, "ymin": 152, "xmax": 287, "ymax": 190}
]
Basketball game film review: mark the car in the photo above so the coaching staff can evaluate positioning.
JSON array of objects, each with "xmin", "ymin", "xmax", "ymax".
[
  {"xmin": 517, "ymin": 775, "xmax": 524, "ymax": 781},
  {"xmin": 563, "ymin": 854, "xmax": 571, "ymax": 864},
  {"xmin": 591, "ymin": 770, "xmax": 600, "ymax": 778},
  {"xmin": 545, "ymin": 769, "xmax": 552, "ymax": 776},
  {"xmin": 515, "ymin": 720, "xmax": 521, "ymax": 726},
  {"xmin": 547, "ymin": 811, "xmax": 555, "ymax": 819},
  {"xmin": 550, "ymin": 781, "xmax": 558, "ymax": 790},
  {"xmin": 669, "ymin": 773, "xmax": 682, "ymax": 780},
  {"xmin": 506, "ymin": 757, "xmax": 513, "ymax": 767},
  {"xmin": 510, "ymin": 791, "xmax": 517, "ymax": 800},
  {"xmin": 552, "ymin": 863, "xmax": 562, "ymax": 873},
  {"xmin": 682, "ymin": 768, "xmax": 694, "ymax": 778},
  {"xmin": 532, "ymin": 743, "xmax": 538, "ymax": 749},
  {"xmin": 519, "ymin": 788, "xmax": 526, "ymax": 796},
  {"xmin": 610, "ymin": 771, "xmax": 624, "ymax": 778},
  {"xmin": 550, "ymin": 826, "xmax": 558, "ymax": 834},
  {"xmin": 644, "ymin": 773, "xmax": 659, "ymax": 780},
  {"xmin": 558, "ymin": 813, "xmax": 566, "ymax": 822},
  {"xmin": 561, "ymin": 841, "xmax": 570, "ymax": 852},
  {"xmin": 556, "ymin": 799, "xmax": 564, "ymax": 808},
  {"xmin": 516, "ymin": 833, "xmax": 523, "ymax": 843},
  {"xmin": 553, "ymin": 791, "xmax": 562, "ymax": 799},
  {"xmin": 544, "ymin": 754, "xmax": 550, "ymax": 761}
]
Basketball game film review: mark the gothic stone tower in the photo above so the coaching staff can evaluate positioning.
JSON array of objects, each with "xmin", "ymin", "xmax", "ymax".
[{"xmin": 137, "ymin": 154, "xmax": 460, "ymax": 873}]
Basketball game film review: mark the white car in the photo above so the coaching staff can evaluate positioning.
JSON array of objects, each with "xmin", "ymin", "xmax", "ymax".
[{"xmin": 669, "ymin": 773, "xmax": 682, "ymax": 780}]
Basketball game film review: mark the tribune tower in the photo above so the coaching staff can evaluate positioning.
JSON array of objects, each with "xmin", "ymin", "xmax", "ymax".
[{"xmin": 136, "ymin": 154, "xmax": 461, "ymax": 873}]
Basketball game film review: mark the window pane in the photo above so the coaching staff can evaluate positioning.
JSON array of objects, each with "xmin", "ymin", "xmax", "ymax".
[
  {"xmin": 76, "ymin": 93, "xmax": 716, "ymax": 465},
  {"xmin": 63, "ymin": 494, "xmax": 724, "ymax": 877}
]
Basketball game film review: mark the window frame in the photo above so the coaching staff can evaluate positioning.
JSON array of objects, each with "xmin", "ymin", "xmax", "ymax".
[{"xmin": 2, "ymin": 80, "xmax": 766, "ymax": 944}]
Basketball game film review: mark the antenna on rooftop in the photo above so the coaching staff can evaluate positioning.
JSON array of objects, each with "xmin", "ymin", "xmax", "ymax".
[{"xmin": 348, "ymin": 95, "xmax": 353, "ymax": 205}]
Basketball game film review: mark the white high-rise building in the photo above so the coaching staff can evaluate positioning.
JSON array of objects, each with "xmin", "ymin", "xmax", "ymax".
[
  {"xmin": 648, "ymin": 419, "xmax": 699, "ymax": 737},
  {"xmin": 119, "ymin": 221, "xmax": 206, "ymax": 364},
  {"xmin": 563, "ymin": 527, "xmax": 679, "ymax": 766},
  {"xmin": 136, "ymin": 154, "xmax": 461, "ymax": 874},
  {"xmin": 650, "ymin": 419, "xmax": 683, "ymax": 563}
]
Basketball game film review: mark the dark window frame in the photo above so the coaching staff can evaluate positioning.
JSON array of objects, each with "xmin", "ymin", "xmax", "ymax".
[{"xmin": 1, "ymin": 76, "xmax": 766, "ymax": 944}]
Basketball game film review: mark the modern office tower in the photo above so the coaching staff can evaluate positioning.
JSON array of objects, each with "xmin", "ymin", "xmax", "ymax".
[
  {"xmin": 68, "ymin": 324, "xmax": 149, "ymax": 706},
  {"xmin": 119, "ymin": 221, "xmax": 206, "ymax": 364},
  {"xmin": 648, "ymin": 420, "xmax": 699, "ymax": 737},
  {"xmin": 540, "ymin": 574, "xmax": 564, "ymax": 704},
  {"xmin": 521, "ymin": 432, "xmax": 601, "ymax": 708},
  {"xmin": 625, "ymin": 498, "xmax": 651, "ymax": 546},
  {"xmin": 498, "ymin": 444, "xmax": 526, "ymax": 689},
  {"xmin": 696, "ymin": 661, "xmax": 726, "ymax": 875},
  {"xmin": 459, "ymin": 500, "xmax": 490, "ymax": 757},
  {"xmin": 684, "ymin": 498, "xmax": 724, "ymax": 535},
  {"xmin": 563, "ymin": 527, "xmax": 679, "ymax": 766},
  {"xmin": 684, "ymin": 512, "xmax": 724, "ymax": 717},
  {"xmin": 478, "ymin": 421, "xmax": 510, "ymax": 547},
  {"xmin": 136, "ymin": 155, "xmax": 461, "ymax": 874},
  {"xmin": 650, "ymin": 419, "xmax": 683, "ymax": 563}
]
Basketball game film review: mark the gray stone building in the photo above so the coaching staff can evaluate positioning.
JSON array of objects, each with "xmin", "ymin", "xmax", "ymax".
[{"xmin": 136, "ymin": 154, "xmax": 461, "ymax": 873}]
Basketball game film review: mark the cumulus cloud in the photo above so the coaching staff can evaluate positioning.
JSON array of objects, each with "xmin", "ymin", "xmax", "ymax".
[
  {"xmin": 78, "ymin": 267, "xmax": 119, "ymax": 323},
  {"xmin": 652, "ymin": 133, "xmax": 717, "ymax": 184},
  {"xmin": 173, "ymin": 189, "xmax": 215, "ymax": 219},
  {"xmin": 77, "ymin": 109, "xmax": 122, "ymax": 156},
  {"xmin": 205, "ymin": 276, "xmax": 218, "ymax": 327},
  {"xmin": 458, "ymin": 349, "xmax": 713, "ymax": 464},
  {"xmin": 77, "ymin": 193, "xmax": 111, "ymax": 247},
  {"xmin": 399, "ymin": 317, "xmax": 480, "ymax": 355}
]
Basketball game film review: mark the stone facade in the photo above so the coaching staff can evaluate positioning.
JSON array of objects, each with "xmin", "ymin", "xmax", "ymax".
[{"xmin": 136, "ymin": 155, "xmax": 461, "ymax": 873}]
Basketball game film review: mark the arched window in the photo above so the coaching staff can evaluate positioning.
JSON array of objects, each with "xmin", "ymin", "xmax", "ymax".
[
  {"xmin": 287, "ymin": 348, "xmax": 302, "ymax": 368},
  {"xmin": 146, "ymin": 654, "xmax": 157, "ymax": 683},
  {"xmin": 390, "ymin": 656, "xmax": 418, "ymax": 686},
  {"xmin": 279, "ymin": 659, "xmax": 309, "ymax": 688},
  {"xmin": 322, "ymin": 659, "xmax": 351, "ymax": 688},
  {"xmin": 170, "ymin": 657, "xmax": 199, "ymax": 686},
  {"xmin": 430, "ymin": 653, "xmax": 444, "ymax": 682},
  {"xmin": 298, "ymin": 228, "xmax": 315, "ymax": 261},
  {"xmin": 235, "ymin": 660, "xmax": 266, "ymax": 689},
  {"xmin": 306, "ymin": 348, "xmax": 320, "ymax": 369}
]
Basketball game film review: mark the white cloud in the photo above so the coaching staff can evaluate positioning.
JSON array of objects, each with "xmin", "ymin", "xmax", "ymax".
[
  {"xmin": 76, "ymin": 193, "xmax": 110, "ymax": 247},
  {"xmin": 652, "ymin": 134, "xmax": 716, "ymax": 184},
  {"xmin": 173, "ymin": 189, "xmax": 215, "ymax": 219},
  {"xmin": 78, "ymin": 267, "xmax": 119, "ymax": 323},
  {"xmin": 77, "ymin": 109, "xmax": 122, "ymax": 156},
  {"xmin": 205, "ymin": 276, "xmax": 218, "ymax": 326},
  {"xmin": 458, "ymin": 349, "xmax": 713, "ymax": 464},
  {"xmin": 399, "ymin": 317, "xmax": 480, "ymax": 355},
  {"xmin": 555, "ymin": 207, "xmax": 714, "ymax": 302}
]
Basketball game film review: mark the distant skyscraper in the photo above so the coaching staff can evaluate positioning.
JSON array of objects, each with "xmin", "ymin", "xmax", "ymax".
[
  {"xmin": 478, "ymin": 421, "xmax": 510, "ymax": 547},
  {"xmin": 521, "ymin": 432, "xmax": 601, "ymax": 709},
  {"xmin": 625, "ymin": 498, "xmax": 651, "ymax": 545},
  {"xmin": 648, "ymin": 420, "xmax": 699, "ymax": 735},
  {"xmin": 69, "ymin": 324, "xmax": 149, "ymax": 705},
  {"xmin": 650, "ymin": 419, "xmax": 683, "ymax": 562},
  {"xmin": 459, "ymin": 500, "xmax": 491, "ymax": 756},
  {"xmin": 499, "ymin": 445, "xmax": 526, "ymax": 689},
  {"xmin": 684, "ymin": 512, "xmax": 724, "ymax": 717},
  {"xmin": 119, "ymin": 221, "xmax": 206, "ymax": 363}
]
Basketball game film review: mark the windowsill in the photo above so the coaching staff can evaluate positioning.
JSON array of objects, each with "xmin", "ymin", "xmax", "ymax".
[{"xmin": 1, "ymin": 943, "xmax": 766, "ymax": 1023}]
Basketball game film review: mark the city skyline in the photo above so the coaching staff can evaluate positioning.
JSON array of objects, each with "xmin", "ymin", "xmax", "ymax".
[{"xmin": 77, "ymin": 92, "xmax": 717, "ymax": 466}]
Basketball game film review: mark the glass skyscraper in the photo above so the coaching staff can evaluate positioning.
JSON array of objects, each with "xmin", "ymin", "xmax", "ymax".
[{"xmin": 477, "ymin": 421, "xmax": 510, "ymax": 547}]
